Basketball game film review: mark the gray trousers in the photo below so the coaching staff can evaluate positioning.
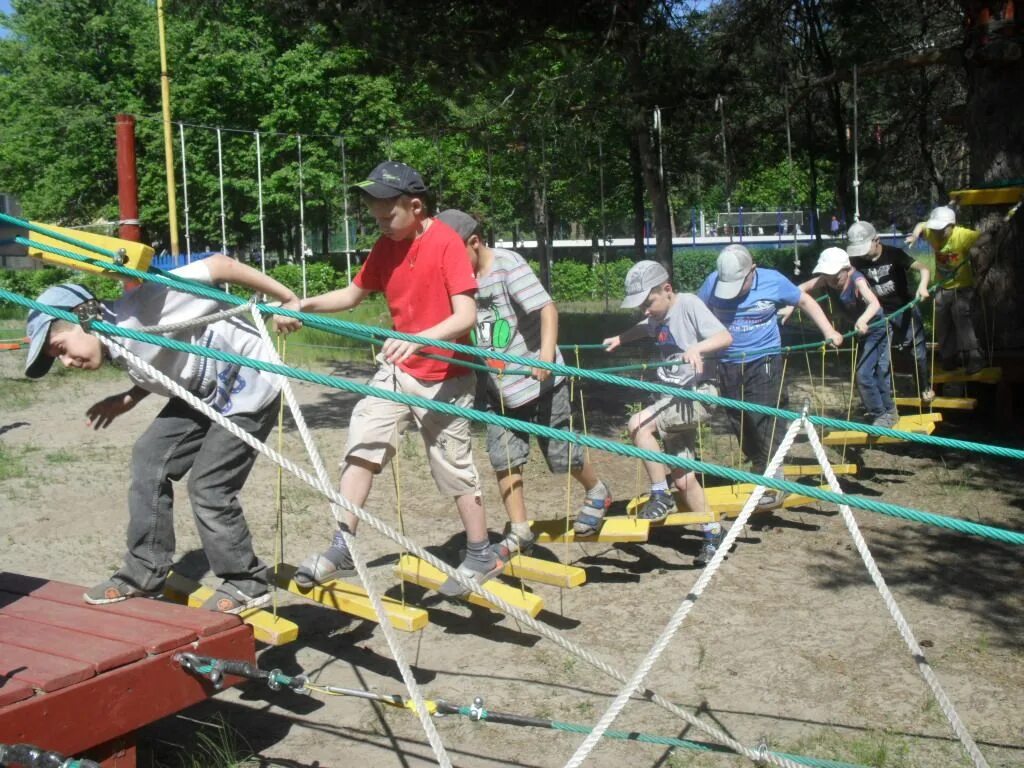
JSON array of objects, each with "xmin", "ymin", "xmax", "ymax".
[
  {"xmin": 934, "ymin": 287, "xmax": 982, "ymax": 368},
  {"xmin": 115, "ymin": 397, "xmax": 276, "ymax": 595}
]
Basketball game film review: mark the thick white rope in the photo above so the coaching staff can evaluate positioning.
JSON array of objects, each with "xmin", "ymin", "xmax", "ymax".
[
  {"xmin": 178, "ymin": 122, "xmax": 192, "ymax": 261},
  {"xmin": 96, "ymin": 332, "xmax": 806, "ymax": 763},
  {"xmin": 134, "ymin": 298, "xmax": 259, "ymax": 334},
  {"xmin": 803, "ymin": 421, "xmax": 990, "ymax": 768},
  {"xmin": 249, "ymin": 306, "xmax": 451, "ymax": 766},
  {"xmin": 564, "ymin": 415, "xmax": 807, "ymax": 768}
]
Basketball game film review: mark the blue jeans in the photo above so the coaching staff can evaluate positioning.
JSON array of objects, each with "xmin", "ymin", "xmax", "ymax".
[
  {"xmin": 116, "ymin": 397, "xmax": 276, "ymax": 595},
  {"xmin": 856, "ymin": 329, "xmax": 895, "ymax": 419},
  {"xmin": 888, "ymin": 306, "xmax": 930, "ymax": 390}
]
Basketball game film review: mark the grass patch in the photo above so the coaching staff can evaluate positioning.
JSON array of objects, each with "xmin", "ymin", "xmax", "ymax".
[
  {"xmin": 156, "ymin": 715, "xmax": 258, "ymax": 768},
  {"xmin": 0, "ymin": 443, "xmax": 28, "ymax": 481},
  {"xmin": 44, "ymin": 449, "xmax": 77, "ymax": 464}
]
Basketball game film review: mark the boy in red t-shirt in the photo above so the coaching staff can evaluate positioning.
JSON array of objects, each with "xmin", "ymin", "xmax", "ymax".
[{"xmin": 294, "ymin": 161, "xmax": 503, "ymax": 597}]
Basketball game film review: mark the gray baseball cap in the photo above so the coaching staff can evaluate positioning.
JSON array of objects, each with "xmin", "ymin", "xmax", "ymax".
[
  {"xmin": 351, "ymin": 161, "xmax": 428, "ymax": 199},
  {"xmin": 713, "ymin": 244, "xmax": 754, "ymax": 299},
  {"xmin": 846, "ymin": 220, "xmax": 878, "ymax": 258},
  {"xmin": 436, "ymin": 209, "xmax": 480, "ymax": 242},
  {"xmin": 25, "ymin": 283, "xmax": 95, "ymax": 379},
  {"xmin": 621, "ymin": 260, "xmax": 670, "ymax": 309}
]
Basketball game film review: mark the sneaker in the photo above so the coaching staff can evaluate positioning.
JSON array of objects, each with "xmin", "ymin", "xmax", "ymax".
[
  {"xmin": 965, "ymin": 354, "xmax": 985, "ymax": 376},
  {"xmin": 438, "ymin": 544, "xmax": 509, "ymax": 599},
  {"xmin": 500, "ymin": 529, "xmax": 537, "ymax": 557},
  {"xmin": 755, "ymin": 489, "xmax": 788, "ymax": 510},
  {"xmin": 83, "ymin": 577, "xmax": 160, "ymax": 606},
  {"xmin": 573, "ymin": 483, "xmax": 613, "ymax": 535},
  {"xmin": 921, "ymin": 388, "xmax": 936, "ymax": 404},
  {"xmin": 694, "ymin": 527, "xmax": 726, "ymax": 566},
  {"xmin": 294, "ymin": 528, "xmax": 354, "ymax": 588},
  {"xmin": 199, "ymin": 583, "xmax": 271, "ymax": 614},
  {"xmin": 637, "ymin": 491, "xmax": 676, "ymax": 522},
  {"xmin": 873, "ymin": 409, "xmax": 899, "ymax": 429}
]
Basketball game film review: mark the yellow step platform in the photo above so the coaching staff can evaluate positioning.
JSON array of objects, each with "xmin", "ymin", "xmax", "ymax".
[
  {"xmin": 822, "ymin": 413, "xmax": 940, "ymax": 446},
  {"xmin": 163, "ymin": 572, "xmax": 299, "ymax": 646},
  {"xmin": 626, "ymin": 483, "xmax": 825, "ymax": 522},
  {"xmin": 950, "ymin": 187, "xmax": 1023, "ymax": 206},
  {"xmin": 395, "ymin": 555, "xmax": 544, "ymax": 617},
  {"xmin": 504, "ymin": 554, "xmax": 586, "ymax": 589},
  {"xmin": 784, "ymin": 463, "xmax": 857, "ymax": 477},
  {"xmin": 931, "ymin": 367, "xmax": 1002, "ymax": 385},
  {"xmin": 894, "ymin": 396, "xmax": 977, "ymax": 410},
  {"xmin": 529, "ymin": 516, "xmax": 650, "ymax": 544},
  {"xmin": 272, "ymin": 564, "xmax": 427, "ymax": 632},
  {"xmin": 27, "ymin": 221, "xmax": 154, "ymax": 275}
]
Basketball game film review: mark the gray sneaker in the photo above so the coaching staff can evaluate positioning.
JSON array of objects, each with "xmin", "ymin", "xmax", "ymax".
[
  {"xmin": 872, "ymin": 410, "xmax": 899, "ymax": 429},
  {"xmin": 500, "ymin": 530, "xmax": 537, "ymax": 557},
  {"xmin": 694, "ymin": 527, "xmax": 726, "ymax": 566},
  {"xmin": 294, "ymin": 529, "xmax": 354, "ymax": 589}
]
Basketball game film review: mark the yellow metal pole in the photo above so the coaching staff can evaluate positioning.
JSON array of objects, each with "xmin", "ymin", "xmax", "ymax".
[{"xmin": 157, "ymin": 0, "xmax": 180, "ymax": 256}]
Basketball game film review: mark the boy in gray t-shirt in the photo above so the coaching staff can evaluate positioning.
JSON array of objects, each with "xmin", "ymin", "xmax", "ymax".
[
  {"xmin": 604, "ymin": 261, "xmax": 733, "ymax": 565},
  {"xmin": 437, "ymin": 210, "xmax": 611, "ymax": 555}
]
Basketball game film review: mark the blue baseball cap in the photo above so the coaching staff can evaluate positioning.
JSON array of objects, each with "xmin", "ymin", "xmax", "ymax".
[{"xmin": 25, "ymin": 283, "xmax": 95, "ymax": 379}]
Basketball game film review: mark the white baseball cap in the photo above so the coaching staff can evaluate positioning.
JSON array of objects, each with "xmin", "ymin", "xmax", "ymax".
[
  {"xmin": 713, "ymin": 244, "xmax": 754, "ymax": 299},
  {"xmin": 926, "ymin": 206, "xmax": 956, "ymax": 230},
  {"xmin": 812, "ymin": 247, "xmax": 851, "ymax": 276},
  {"xmin": 621, "ymin": 260, "xmax": 670, "ymax": 309},
  {"xmin": 846, "ymin": 220, "xmax": 878, "ymax": 258}
]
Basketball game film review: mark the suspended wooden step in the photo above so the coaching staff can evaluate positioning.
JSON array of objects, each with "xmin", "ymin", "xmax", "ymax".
[
  {"xmin": 894, "ymin": 395, "xmax": 977, "ymax": 410},
  {"xmin": 504, "ymin": 554, "xmax": 586, "ymax": 589},
  {"xmin": 529, "ymin": 516, "xmax": 650, "ymax": 544},
  {"xmin": 932, "ymin": 367, "xmax": 1002, "ymax": 385},
  {"xmin": 625, "ymin": 483, "xmax": 825, "ymax": 523},
  {"xmin": 394, "ymin": 555, "xmax": 544, "ymax": 617},
  {"xmin": 822, "ymin": 413, "xmax": 941, "ymax": 447},
  {"xmin": 272, "ymin": 564, "xmax": 428, "ymax": 632},
  {"xmin": 784, "ymin": 463, "xmax": 857, "ymax": 477},
  {"xmin": 949, "ymin": 187, "xmax": 1023, "ymax": 206},
  {"xmin": 27, "ymin": 221, "xmax": 154, "ymax": 274},
  {"xmin": 163, "ymin": 572, "xmax": 299, "ymax": 646}
]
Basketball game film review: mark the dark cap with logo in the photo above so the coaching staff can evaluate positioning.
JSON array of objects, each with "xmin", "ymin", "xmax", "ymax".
[{"xmin": 351, "ymin": 161, "xmax": 429, "ymax": 199}]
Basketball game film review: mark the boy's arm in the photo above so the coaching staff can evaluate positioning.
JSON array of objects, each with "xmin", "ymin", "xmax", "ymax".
[
  {"xmin": 532, "ymin": 302, "xmax": 558, "ymax": 382},
  {"xmin": 202, "ymin": 254, "xmax": 303, "ymax": 333},
  {"xmin": 300, "ymin": 282, "xmax": 371, "ymax": 315},
  {"xmin": 683, "ymin": 328, "xmax": 733, "ymax": 374},
  {"xmin": 603, "ymin": 322, "xmax": 649, "ymax": 352},
  {"xmin": 381, "ymin": 291, "xmax": 477, "ymax": 365},
  {"xmin": 904, "ymin": 222, "xmax": 926, "ymax": 246},
  {"xmin": 910, "ymin": 260, "xmax": 931, "ymax": 300},
  {"xmin": 853, "ymin": 277, "xmax": 882, "ymax": 334},
  {"xmin": 796, "ymin": 291, "xmax": 843, "ymax": 346}
]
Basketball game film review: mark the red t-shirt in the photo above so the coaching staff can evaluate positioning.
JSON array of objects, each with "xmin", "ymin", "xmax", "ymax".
[{"xmin": 354, "ymin": 219, "xmax": 477, "ymax": 380}]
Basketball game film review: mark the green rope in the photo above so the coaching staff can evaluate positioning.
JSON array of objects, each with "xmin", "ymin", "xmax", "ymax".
[
  {"xmin": 6, "ymin": 289, "xmax": 1020, "ymax": 546},
  {"xmin": 3, "ymin": 243, "xmax": 1023, "ymax": 463}
]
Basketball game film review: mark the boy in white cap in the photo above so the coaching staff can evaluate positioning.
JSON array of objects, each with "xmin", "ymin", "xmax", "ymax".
[
  {"xmin": 848, "ymin": 221, "xmax": 934, "ymax": 400},
  {"xmin": 24, "ymin": 257, "xmax": 303, "ymax": 613},
  {"xmin": 698, "ymin": 245, "xmax": 842, "ymax": 506},
  {"xmin": 905, "ymin": 206, "xmax": 984, "ymax": 374},
  {"xmin": 604, "ymin": 261, "xmax": 733, "ymax": 565},
  {"xmin": 436, "ymin": 209, "xmax": 612, "ymax": 547},
  {"xmin": 795, "ymin": 247, "xmax": 896, "ymax": 426},
  {"xmin": 294, "ymin": 162, "xmax": 505, "ymax": 598}
]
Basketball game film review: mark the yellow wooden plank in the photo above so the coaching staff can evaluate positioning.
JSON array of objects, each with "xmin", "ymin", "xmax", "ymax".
[
  {"xmin": 822, "ymin": 414, "xmax": 938, "ymax": 446},
  {"xmin": 893, "ymin": 396, "xmax": 977, "ymax": 410},
  {"xmin": 931, "ymin": 367, "xmax": 1002, "ymax": 385},
  {"xmin": 28, "ymin": 222, "xmax": 154, "ymax": 275},
  {"xmin": 504, "ymin": 554, "xmax": 586, "ymax": 589},
  {"xmin": 163, "ymin": 572, "xmax": 299, "ymax": 646},
  {"xmin": 627, "ymin": 484, "xmax": 825, "ymax": 521},
  {"xmin": 395, "ymin": 555, "xmax": 544, "ymax": 617},
  {"xmin": 530, "ymin": 516, "xmax": 650, "ymax": 544},
  {"xmin": 950, "ymin": 187, "xmax": 1023, "ymax": 206},
  {"xmin": 272, "ymin": 564, "xmax": 427, "ymax": 632},
  {"xmin": 784, "ymin": 463, "xmax": 857, "ymax": 477}
]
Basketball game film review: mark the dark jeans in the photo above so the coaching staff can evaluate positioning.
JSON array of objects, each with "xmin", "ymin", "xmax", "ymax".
[
  {"xmin": 934, "ymin": 287, "xmax": 983, "ymax": 370},
  {"xmin": 116, "ymin": 397, "xmax": 276, "ymax": 595},
  {"xmin": 718, "ymin": 355, "xmax": 785, "ymax": 474},
  {"xmin": 856, "ymin": 329, "xmax": 895, "ymax": 419},
  {"xmin": 888, "ymin": 306, "xmax": 930, "ymax": 390}
]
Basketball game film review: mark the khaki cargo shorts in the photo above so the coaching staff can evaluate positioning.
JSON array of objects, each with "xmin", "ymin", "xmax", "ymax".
[
  {"xmin": 345, "ymin": 360, "xmax": 480, "ymax": 498},
  {"xmin": 646, "ymin": 383, "xmax": 716, "ymax": 460}
]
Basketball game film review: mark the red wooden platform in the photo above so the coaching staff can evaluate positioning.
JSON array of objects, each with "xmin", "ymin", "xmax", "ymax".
[{"xmin": 0, "ymin": 572, "xmax": 255, "ymax": 767}]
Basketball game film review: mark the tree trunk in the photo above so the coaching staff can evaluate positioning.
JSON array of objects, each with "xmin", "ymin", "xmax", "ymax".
[
  {"xmin": 633, "ymin": 111, "xmax": 674, "ymax": 275},
  {"xmin": 629, "ymin": 136, "xmax": 646, "ymax": 260},
  {"xmin": 532, "ymin": 181, "xmax": 552, "ymax": 291}
]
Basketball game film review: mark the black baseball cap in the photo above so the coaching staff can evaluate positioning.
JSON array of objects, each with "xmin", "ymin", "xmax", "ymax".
[{"xmin": 351, "ymin": 161, "xmax": 429, "ymax": 199}]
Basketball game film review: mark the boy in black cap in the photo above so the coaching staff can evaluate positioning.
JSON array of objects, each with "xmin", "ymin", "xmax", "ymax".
[{"xmin": 295, "ymin": 162, "xmax": 505, "ymax": 598}]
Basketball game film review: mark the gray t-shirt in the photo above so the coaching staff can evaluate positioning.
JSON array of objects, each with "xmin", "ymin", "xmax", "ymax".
[
  {"xmin": 640, "ymin": 293, "xmax": 726, "ymax": 386},
  {"xmin": 106, "ymin": 262, "xmax": 280, "ymax": 416}
]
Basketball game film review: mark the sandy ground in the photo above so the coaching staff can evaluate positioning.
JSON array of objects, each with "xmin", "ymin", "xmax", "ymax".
[{"xmin": 1, "ymin": 346, "xmax": 1022, "ymax": 768}]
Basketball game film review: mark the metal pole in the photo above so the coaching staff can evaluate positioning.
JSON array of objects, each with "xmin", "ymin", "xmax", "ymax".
[
  {"xmin": 178, "ymin": 122, "xmax": 192, "ymax": 262},
  {"xmin": 255, "ymin": 130, "xmax": 266, "ymax": 273},
  {"xmin": 115, "ymin": 114, "xmax": 141, "ymax": 243},
  {"xmin": 298, "ymin": 134, "xmax": 307, "ymax": 298},
  {"xmin": 784, "ymin": 87, "xmax": 800, "ymax": 275},
  {"xmin": 216, "ymin": 128, "xmax": 227, "ymax": 257},
  {"xmin": 852, "ymin": 64, "xmax": 861, "ymax": 223},
  {"xmin": 599, "ymin": 137, "xmax": 608, "ymax": 312},
  {"xmin": 715, "ymin": 94, "xmax": 730, "ymax": 213},
  {"xmin": 340, "ymin": 136, "xmax": 351, "ymax": 284},
  {"xmin": 156, "ymin": 0, "xmax": 179, "ymax": 255}
]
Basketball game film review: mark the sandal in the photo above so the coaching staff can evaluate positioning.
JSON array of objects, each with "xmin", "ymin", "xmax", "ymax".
[
  {"xmin": 573, "ymin": 492, "xmax": 612, "ymax": 535},
  {"xmin": 83, "ymin": 577, "xmax": 160, "ymax": 606},
  {"xmin": 438, "ymin": 545, "xmax": 509, "ymax": 599},
  {"xmin": 199, "ymin": 583, "xmax": 271, "ymax": 615}
]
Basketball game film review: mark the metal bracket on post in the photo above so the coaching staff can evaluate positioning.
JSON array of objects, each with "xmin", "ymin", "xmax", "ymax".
[{"xmin": 73, "ymin": 299, "xmax": 103, "ymax": 332}]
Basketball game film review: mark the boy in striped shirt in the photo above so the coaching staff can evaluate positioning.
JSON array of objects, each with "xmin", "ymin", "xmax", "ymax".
[{"xmin": 437, "ymin": 210, "xmax": 611, "ymax": 553}]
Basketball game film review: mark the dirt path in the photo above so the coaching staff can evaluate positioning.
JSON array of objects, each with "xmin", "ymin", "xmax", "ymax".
[{"xmin": 1, "ymin": 348, "xmax": 1021, "ymax": 768}]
